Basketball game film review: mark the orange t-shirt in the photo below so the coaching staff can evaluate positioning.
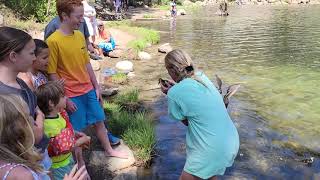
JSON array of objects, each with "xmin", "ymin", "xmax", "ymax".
[{"xmin": 47, "ymin": 30, "xmax": 93, "ymax": 97}]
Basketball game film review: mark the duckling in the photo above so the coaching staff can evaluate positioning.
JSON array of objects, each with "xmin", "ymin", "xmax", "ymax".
[{"xmin": 215, "ymin": 75, "xmax": 240, "ymax": 108}]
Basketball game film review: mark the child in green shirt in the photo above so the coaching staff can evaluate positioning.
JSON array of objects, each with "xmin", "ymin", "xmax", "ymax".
[{"xmin": 36, "ymin": 81, "xmax": 91, "ymax": 180}]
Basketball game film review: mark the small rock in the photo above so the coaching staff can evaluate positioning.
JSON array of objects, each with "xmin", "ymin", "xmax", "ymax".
[
  {"xmin": 138, "ymin": 51, "xmax": 152, "ymax": 60},
  {"xmin": 158, "ymin": 43, "xmax": 173, "ymax": 53},
  {"xmin": 116, "ymin": 60, "xmax": 133, "ymax": 73},
  {"xmin": 146, "ymin": 43, "xmax": 152, "ymax": 47},
  {"xmin": 127, "ymin": 72, "xmax": 136, "ymax": 78},
  {"xmin": 144, "ymin": 5, "xmax": 149, "ymax": 8},
  {"xmin": 90, "ymin": 59, "xmax": 100, "ymax": 71},
  {"xmin": 108, "ymin": 49, "xmax": 123, "ymax": 58},
  {"xmin": 90, "ymin": 140, "xmax": 135, "ymax": 172},
  {"xmin": 101, "ymin": 88, "xmax": 119, "ymax": 97}
]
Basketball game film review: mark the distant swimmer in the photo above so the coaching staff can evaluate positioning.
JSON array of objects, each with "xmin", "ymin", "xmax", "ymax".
[{"xmin": 216, "ymin": 2, "xmax": 229, "ymax": 16}]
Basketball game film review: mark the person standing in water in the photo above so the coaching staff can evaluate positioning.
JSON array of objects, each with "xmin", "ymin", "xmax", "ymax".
[{"xmin": 160, "ymin": 49, "xmax": 239, "ymax": 180}]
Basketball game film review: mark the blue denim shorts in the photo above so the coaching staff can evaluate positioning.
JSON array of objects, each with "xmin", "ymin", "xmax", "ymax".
[
  {"xmin": 68, "ymin": 89, "xmax": 105, "ymax": 131},
  {"xmin": 98, "ymin": 37, "xmax": 116, "ymax": 53}
]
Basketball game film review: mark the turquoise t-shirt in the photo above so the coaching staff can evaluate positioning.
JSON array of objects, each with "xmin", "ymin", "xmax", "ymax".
[{"xmin": 167, "ymin": 71, "xmax": 239, "ymax": 179}]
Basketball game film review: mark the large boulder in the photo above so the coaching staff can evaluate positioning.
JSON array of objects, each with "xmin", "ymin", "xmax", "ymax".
[
  {"xmin": 89, "ymin": 140, "xmax": 136, "ymax": 172},
  {"xmin": 138, "ymin": 51, "xmax": 152, "ymax": 61},
  {"xmin": 158, "ymin": 43, "xmax": 173, "ymax": 53},
  {"xmin": 116, "ymin": 60, "xmax": 134, "ymax": 73}
]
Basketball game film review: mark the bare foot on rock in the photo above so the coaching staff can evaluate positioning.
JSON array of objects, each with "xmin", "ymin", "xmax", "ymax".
[{"xmin": 105, "ymin": 149, "xmax": 128, "ymax": 159}]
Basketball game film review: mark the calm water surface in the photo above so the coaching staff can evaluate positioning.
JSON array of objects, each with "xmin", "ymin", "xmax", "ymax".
[{"xmin": 135, "ymin": 5, "xmax": 320, "ymax": 179}]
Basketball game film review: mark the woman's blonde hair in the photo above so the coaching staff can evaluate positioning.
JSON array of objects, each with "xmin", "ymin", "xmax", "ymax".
[
  {"xmin": 0, "ymin": 95, "xmax": 43, "ymax": 173},
  {"xmin": 165, "ymin": 49, "xmax": 207, "ymax": 86}
]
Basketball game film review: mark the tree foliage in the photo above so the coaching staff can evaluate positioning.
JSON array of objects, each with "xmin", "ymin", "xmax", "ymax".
[{"xmin": 1, "ymin": 0, "xmax": 56, "ymax": 22}]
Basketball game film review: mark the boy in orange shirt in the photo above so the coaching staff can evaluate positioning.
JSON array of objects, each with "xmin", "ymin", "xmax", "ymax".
[{"xmin": 46, "ymin": 0, "xmax": 127, "ymax": 158}]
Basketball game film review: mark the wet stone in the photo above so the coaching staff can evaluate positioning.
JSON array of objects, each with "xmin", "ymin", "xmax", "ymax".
[{"xmin": 89, "ymin": 140, "xmax": 136, "ymax": 172}]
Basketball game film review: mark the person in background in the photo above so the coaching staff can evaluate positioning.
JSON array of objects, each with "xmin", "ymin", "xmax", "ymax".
[
  {"xmin": 160, "ymin": 49, "xmax": 239, "ymax": 180},
  {"xmin": 82, "ymin": 0, "xmax": 98, "ymax": 44},
  {"xmin": 46, "ymin": 0, "xmax": 126, "ymax": 158},
  {"xmin": 114, "ymin": 0, "xmax": 122, "ymax": 20},
  {"xmin": 0, "ymin": 94, "xmax": 89, "ymax": 180},
  {"xmin": 170, "ymin": 0, "xmax": 177, "ymax": 17},
  {"xmin": 96, "ymin": 22, "xmax": 116, "ymax": 57},
  {"xmin": 44, "ymin": 16, "xmax": 101, "ymax": 60}
]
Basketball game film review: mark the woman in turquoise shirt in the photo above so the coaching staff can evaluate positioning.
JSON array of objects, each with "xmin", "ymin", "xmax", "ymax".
[{"xmin": 160, "ymin": 49, "xmax": 239, "ymax": 180}]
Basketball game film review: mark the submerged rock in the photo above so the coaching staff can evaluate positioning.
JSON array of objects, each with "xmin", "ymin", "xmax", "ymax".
[
  {"xmin": 112, "ymin": 167, "xmax": 138, "ymax": 180},
  {"xmin": 90, "ymin": 140, "xmax": 136, "ymax": 172},
  {"xmin": 158, "ymin": 43, "xmax": 173, "ymax": 53},
  {"xmin": 116, "ymin": 60, "xmax": 134, "ymax": 73}
]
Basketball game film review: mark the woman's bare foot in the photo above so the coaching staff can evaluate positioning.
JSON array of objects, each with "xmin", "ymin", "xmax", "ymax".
[{"xmin": 105, "ymin": 149, "xmax": 128, "ymax": 159}]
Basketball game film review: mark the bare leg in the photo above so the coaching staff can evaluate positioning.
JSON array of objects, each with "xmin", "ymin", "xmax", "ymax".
[
  {"xmin": 179, "ymin": 171, "xmax": 200, "ymax": 180},
  {"xmin": 91, "ymin": 35, "xmax": 96, "ymax": 44},
  {"xmin": 209, "ymin": 176, "xmax": 218, "ymax": 180},
  {"xmin": 94, "ymin": 121, "xmax": 128, "ymax": 158},
  {"xmin": 98, "ymin": 48, "xmax": 104, "ymax": 56}
]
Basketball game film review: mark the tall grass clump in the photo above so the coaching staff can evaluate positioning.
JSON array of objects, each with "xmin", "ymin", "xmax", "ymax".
[
  {"xmin": 103, "ymin": 90, "xmax": 156, "ymax": 166},
  {"xmin": 113, "ymin": 89, "xmax": 139, "ymax": 105}
]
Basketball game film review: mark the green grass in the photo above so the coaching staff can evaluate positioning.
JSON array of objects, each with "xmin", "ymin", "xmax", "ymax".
[
  {"xmin": 111, "ymin": 73, "xmax": 128, "ymax": 84},
  {"xmin": 159, "ymin": 5, "xmax": 171, "ymax": 10},
  {"xmin": 113, "ymin": 89, "xmax": 139, "ymax": 104},
  {"xmin": 103, "ymin": 89, "xmax": 156, "ymax": 166},
  {"xmin": 105, "ymin": 20, "xmax": 160, "ymax": 53},
  {"xmin": 123, "ymin": 26, "xmax": 160, "ymax": 52},
  {"xmin": 0, "ymin": 4, "xmax": 46, "ymax": 31},
  {"xmin": 143, "ymin": 14, "xmax": 156, "ymax": 18},
  {"xmin": 106, "ymin": 20, "xmax": 132, "ymax": 27}
]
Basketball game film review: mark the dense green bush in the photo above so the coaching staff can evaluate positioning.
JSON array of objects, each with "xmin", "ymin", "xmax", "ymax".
[{"xmin": 1, "ymin": 0, "xmax": 56, "ymax": 22}]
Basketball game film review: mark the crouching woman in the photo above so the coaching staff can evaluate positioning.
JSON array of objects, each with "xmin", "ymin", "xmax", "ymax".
[{"xmin": 160, "ymin": 49, "xmax": 239, "ymax": 180}]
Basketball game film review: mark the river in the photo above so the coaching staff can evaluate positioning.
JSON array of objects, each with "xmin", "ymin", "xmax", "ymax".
[{"xmin": 133, "ymin": 5, "xmax": 320, "ymax": 179}]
